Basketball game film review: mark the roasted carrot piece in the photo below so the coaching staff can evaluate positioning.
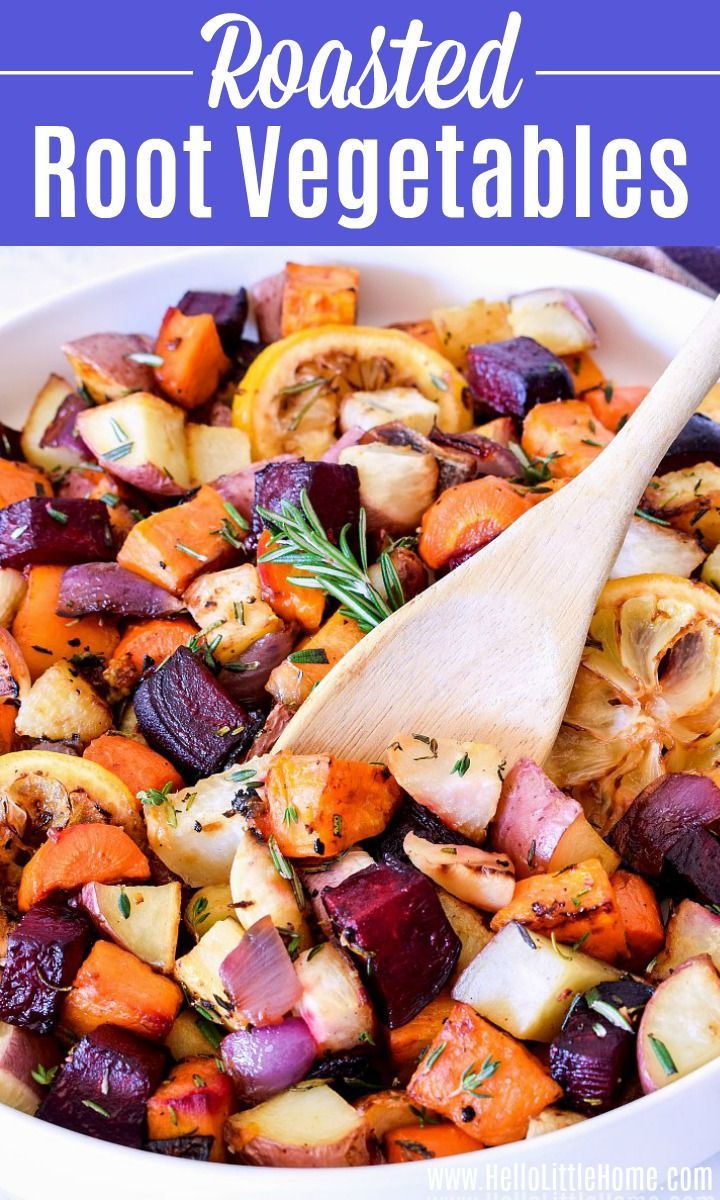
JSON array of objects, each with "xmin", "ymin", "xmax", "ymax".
[
  {"xmin": 62, "ymin": 940, "xmax": 182, "ymax": 1040},
  {"xmin": 257, "ymin": 528, "xmax": 325, "ymax": 632},
  {"xmin": 266, "ymin": 611, "xmax": 364, "ymax": 709},
  {"xmin": 264, "ymin": 753, "xmax": 402, "ymax": 859},
  {"xmin": 0, "ymin": 460, "xmax": 51, "ymax": 508},
  {"xmin": 18, "ymin": 823, "xmax": 150, "ymax": 911},
  {"xmin": 155, "ymin": 309, "xmax": 231, "ymax": 410},
  {"xmin": 117, "ymin": 486, "xmax": 235, "ymax": 595},
  {"xmin": 388, "ymin": 996, "xmax": 456, "ymax": 1080},
  {"xmin": 561, "ymin": 352, "xmax": 605, "ymax": 395},
  {"xmin": 103, "ymin": 616, "xmax": 198, "ymax": 695},
  {"xmin": 519, "ymin": 478, "xmax": 568, "ymax": 507},
  {"xmin": 281, "ymin": 263, "xmax": 359, "ymax": 336},
  {"xmin": 0, "ymin": 627, "xmax": 30, "ymax": 752},
  {"xmin": 147, "ymin": 1057, "xmax": 235, "ymax": 1162},
  {"xmin": 12, "ymin": 565, "xmax": 120, "ymax": 681},
  {"xmin": 490, "ymin": 858, "xmax": 628, "ymax": 963},
  {"xmin": 384, "ymin": 1122, "xmax": 482, "ymax": 1162},
  {"xmin": 521, "ymin": 400, "xmax": 613, "ymax": 479},
  {"xmin": 611, "ymin": 868, "xmax": 665, "ymax": 970},
  {"xmin": 408, "ymin": 1002, "xmax": 561, "ymax": 1146},
  {"xmin": 390, "ymin": 319, "xmax": 445, "ymax": 356},
  {"xmin": 84, "ymin": 732, "xmax": 184, "ymax": 798},
  {"xmin": 418, "ymin": 477, "xmax": 531, "ymax": 571},
  {"xmin": 586, "ymin": 385, "xmax": 649, "ymax": 433}
]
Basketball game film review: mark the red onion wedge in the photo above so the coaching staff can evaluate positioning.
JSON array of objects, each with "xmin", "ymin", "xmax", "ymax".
[
  {"xmin": 57, "ymin": 563, "xmax": 184, "ymax": 619},
  {"xmin": 220, "ymin": 1018, "xmax": 316, "ymax": 1105},
  {"xmin": 219, "ymin": 915, "xmax": 301, "ymax": 1026},
  {"xmin": 217, "ymin": 628, "xmax": 297, "ymax": 706},
  {"xmin": 321, "ymin": 427, "xmax": 365, "ymax": 463}
]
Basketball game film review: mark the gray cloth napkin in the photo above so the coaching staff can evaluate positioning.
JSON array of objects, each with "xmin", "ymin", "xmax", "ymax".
[{"xmin": 584, "ymin": 246, "xmax": 719, "ymax": 297}]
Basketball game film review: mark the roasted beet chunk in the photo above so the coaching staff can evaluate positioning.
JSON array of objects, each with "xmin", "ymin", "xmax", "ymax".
[
  {"xmin": 134, "ymin": 645, "xmax": 250, "ymax": 780},
  {"xmin": 549, "ymin": 977, "xmax": 652, "ymax": 1114},
  {"xmin": 306, "ymin": 1049, "xmax": 383, "ymax": 1100},
  {"xmin": 466, "ymin": 337, "xmax": 574, "ymax": 420},
  {"xmin": 251, "ymin": 460, "xmax": 360, "ymax": 548},
  {"xmin": 146, "ymin": 1135, "xmax": 214, "ymax": 1160},
  {"xmin": 609, "ymin": 773, "xmax": 720, "ymax": 876},
  {"xmin": 0, "ymin": 902, "xmax": 89, "ymax": 1034},
  {"xmin": 665, "ymin": 826, "xmax": 720, "ymax": 905},
  {"xmin": 0, "ymin": 498, "xmax": 114, "ymax": 568},
  {"xmin": 658, "ymin": 413, "xmax": 720, "ymax": 473},
  {"xmin": 367, "ymin": 796, "xmax": 476, "ymax": 867},
  {"xmin": 178, "ymin": 288, "xmax": 248, "ymax": 356},
  {"xmin": 38, "ymin": 1025, "xmax": 166, "ymax": 1148},
  {"xmin": 40, "ymin": 392, "xmax": 92, "ymax": 457},
  {"xmin": 323, "ymin": 863, "xmax": 460, "ymax": 1029}
]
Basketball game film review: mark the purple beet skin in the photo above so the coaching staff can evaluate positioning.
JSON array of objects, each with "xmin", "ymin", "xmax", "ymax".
[
  {"xmin": 323, "ymin": 863, "xmax": 460, "ymax": 1029},
  {"xmin": 251, "ymin": 460, "xmax": 360, "ymax": 548},
  {"xmin": 146, "ymin": 1136, "xmax": 214, "ymax": 1160},
  {"xmin": 40, "ymin": 392, "xmax": 92, "ymax": 458},
  {"xmin": 0, "ymin": 424, "xmax": 24, "ymax": 462},
  {"xmin": 0, "ymin": 498, "xmax": 114, "ymax": 568},
  {"xmin": 658, "ymin": 412, "xmax": 720, "ymax": 473},
  {"xmin": 306, "ymin": 1048, "xmax": 382, "ymax": 1100},
  {"xmin": 367, "ymin": 796, "xmax": 477, "ymax": 867},
  {"xmin": 38, "ymin": 1025, "xmax": 166, "ymax": 1148},
  {"xmin": 609, "ymin": 773, "xmax": 720, "ymax": 876},
  {"xmin": 0, "ymin": 902, "xmax": 90, "ymax": 1034},
  {"xmin": 466, "ymin": 337, "xmax": 574, "ymax": 419},
  {"xmin": 549, "ymin": 977, "xmax": 652, "ymax": 1114},
  {"xmin": 178, "ymin": 288, "xmax": 248, "ymax": 355},
  {"xmin": 134, "ymin": 645, "xmax": 251, "ymax": 780}
]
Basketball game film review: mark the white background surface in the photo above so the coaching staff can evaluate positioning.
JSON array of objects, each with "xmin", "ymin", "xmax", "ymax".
[{"xmin": 0, "ymin": 245, "xmax": 718, "ymax": 1198}]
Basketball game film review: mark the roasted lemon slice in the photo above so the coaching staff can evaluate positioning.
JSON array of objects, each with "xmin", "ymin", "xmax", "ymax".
[
  {"xmin": 234, "ymin": 325, "xmax": 472, "ymax": 459},
  {"xmin": 546, "ymin": 574, "xmax": 720, "ymax": 833}
]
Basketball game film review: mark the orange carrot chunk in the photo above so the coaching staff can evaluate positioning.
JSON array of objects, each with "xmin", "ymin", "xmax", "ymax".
[
  {"xmin": 0, "ymin": 627, "xmax": 30, "ymax": 752},
  {"xmin": 147, "ymin": 1057, "xmax": 235, "ymax": 1162},
  {"xmin": 408, "ymin": 1002, "xmax": 561, "ymax": 1146},
  {"xmin": 103, "ymin": 616, "xmax": 198, "ymax": 695},
  {"xmin": 490, "ymin": 858, "xmax": 627, "ymax": 964},
  {"xmin": 117, "ymin": 486, "xmax": 235, "ymax": 595},
  {"xmin": 384, "ymin": 1122, "xmax": 482, "ymax": 1162},
  {"xmin": 18, "ymin": 823, "xmax": 150, "ymax": 911},
  {"xmin": 0, "ymin": 460, "xmax": 52, "ymax": 508},
  {"xmin": 84, "ymin": 732, "xmax": 184, "ymax": 798},
  {"xmin": 155, "ymin": 309, "xmax": 231, "ymax": 410},
  {"xmin": 561, "ymin": 352, "xmax": 605, "ymax": 395},
  {"xmin": 611, "ymin": 868, "xmax": 665, "ymax": 970},
  {"xmin": 586, "ymin": 385, "xmax": 649, "ymax": 433},
  {"xmin": 419, "ymin": 477, "xmax": 531, "ymax": 571},
  {"xmin": 388, "ymin": 996, "xmax": 456, "ymax": 1080},
  {"xmin": 62, "ymin": 940, "xmax": 182, "ymax": 1040},
  {"xmin": 257, "ymin": 528, "xmax": 325, "ymax": 632},
  {"xmin": 521, "ymin": 400, "xmax": 613, "ymax": 479},
  {"xmin": 12, "ymin": 565, "xmax": 120, "ymax": 681}
]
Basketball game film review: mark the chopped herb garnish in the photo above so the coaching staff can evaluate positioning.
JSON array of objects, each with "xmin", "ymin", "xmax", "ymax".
[
  {"xmin": 395, "ymin": 1139, "xmax": 435, "ymax": 1158},
  {"xmin": 126, "ymin": 351, "xmax": 164, "ymax": 367},
  {"xmin": 648, "ymin": 1034, "xmax": 677, "ymax": 1076},
  {"xmin": 586, "ymin": 990, "xmax": 634, "ymax": 1033},
  {"xmin": 268, "ymin": 835, "xmax": 305, "ymax": 910},
  {"xmin": 195, "ymin": 1015, "xmax": 223, "ymax": 1048},
  {"xmin": 102, "ymin": 442, "xmax": 133, "ymax": 462},
  {"xmin": 458, "ymin": 1055, "xmax": 501, "ymax": 1098},
  {"xmin": 571, "ymin": 889, "xmax": 591, "ymax": 908},
  {"xmin": 31, "ymin": 1063, "xmax": 58, "ymax": 1086},
  {"xmin": 223, "ymin": 500, "xmax": 249, "ymax": 531},
  {"xmin": 100, "ymin": 492, "xmax": 119, "ymax": 508},
  {"xmin": 635, "ymin": 508, "xmax": 671, "ymax": 527},
  {"xmin": 527, "ymin": 839, "xmax": 536, "ymax": 867},
  {"xmin": 550, "ymin": 931, "xmax": 572, "ymax": 960},
  {"xmin": 175, "ymin": 542, "xmax": 208, "ymax": 562},
  {"xmin": 424, "ymin": 1042, "xmax": 447, "ymax": 1072},
  {"xmin": 307, "ymin": 944, "xmax": 324, "ymax": 960},
  {"xmin": 451, "ymin": 752, "xmax": 471, "ymax": 777},
  {"xmin": 358, "ymin": 1030, "xmax": 375, "ymax": 1045},
  {"xmin": 288, "ymin": 648, "xmax": 329, "ymax": 665},
  {"xmin": 333, "ymin": 813, "xmax": 343, "ymax": 837},
  {"xmin": 283, "ymin": 804, "xmax": 299, "ymax": 825},
  {"xmin": 413, "ymin": 733, "xmax": 438, "ymax": 760},
  {"xmin": 429, "ymin": 373, "xmax": 448, "ymax": 392},
  {"xmin": 117, "ymin": 891, "xmax": 131, "ymax": 920},
  {"xmin": 137, "ymin": 781, "xmax": 174, "ymax": 807},
  {"xmin": 46, "ymin": 505, "xmax": 69, "ymax": 524},
  {"xmin": 192, "ymin": 1074, "xmax": 207, "ymax": 1089},
  {"xmin": 81, "ymin": 1099, "xmax": 109, "ymax": 1117}
]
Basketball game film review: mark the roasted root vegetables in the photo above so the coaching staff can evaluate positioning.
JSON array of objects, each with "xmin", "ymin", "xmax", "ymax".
[{"xmin": 3, "ymin": 263, "xmax": 720, "ymax": 1170}]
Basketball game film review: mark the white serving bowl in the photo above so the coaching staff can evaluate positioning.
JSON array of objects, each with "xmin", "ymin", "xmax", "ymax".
[{"xmin": 0, "ymin": 246, "xmax": 718, "ymax": 1198}]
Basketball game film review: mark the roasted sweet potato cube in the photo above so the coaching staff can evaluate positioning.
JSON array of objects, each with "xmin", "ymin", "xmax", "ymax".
[
  {"xmin": 117, "ymin": 485, "xmax": 236, "ymax": 594},
  {"xmin": 38, "ymin": 1025, "xmax": 166, "ymax": 1147},
  {"xmin": 264, "ymin": 754, "xmax": 402, "ymax": 858},
  {"xmin": 147, "ymin": 1056, "xmax": 234, "ymax": 1162},
  {"xmin": 407, "ymin": 1002, "xmax": 561, "ymax": 1146},
  {"xmin": 280, "ymin": 263, "xmax": 359, "ymax": 337},
  {"xmin": 62, "ymin": 940, "xmax": 182, "ymax": 1040},
  {"xmin": 155, "ymin": 308, "xmax": 231, "ymax": 410},
  {"xmin": 388, "ymin": 995, "xmax": 456, "ymax": 1080}
]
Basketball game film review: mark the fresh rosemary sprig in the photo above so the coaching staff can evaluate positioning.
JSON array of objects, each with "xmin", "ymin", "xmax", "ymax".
[{"xmin": 257, "ymin": 491, "xmax": 405, "ymax": 633}]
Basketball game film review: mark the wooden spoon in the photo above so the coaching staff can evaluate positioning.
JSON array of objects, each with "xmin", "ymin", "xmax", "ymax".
[{"xmin": 275, "ymin": 295, "xmax": 720, "ymax": 764}]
